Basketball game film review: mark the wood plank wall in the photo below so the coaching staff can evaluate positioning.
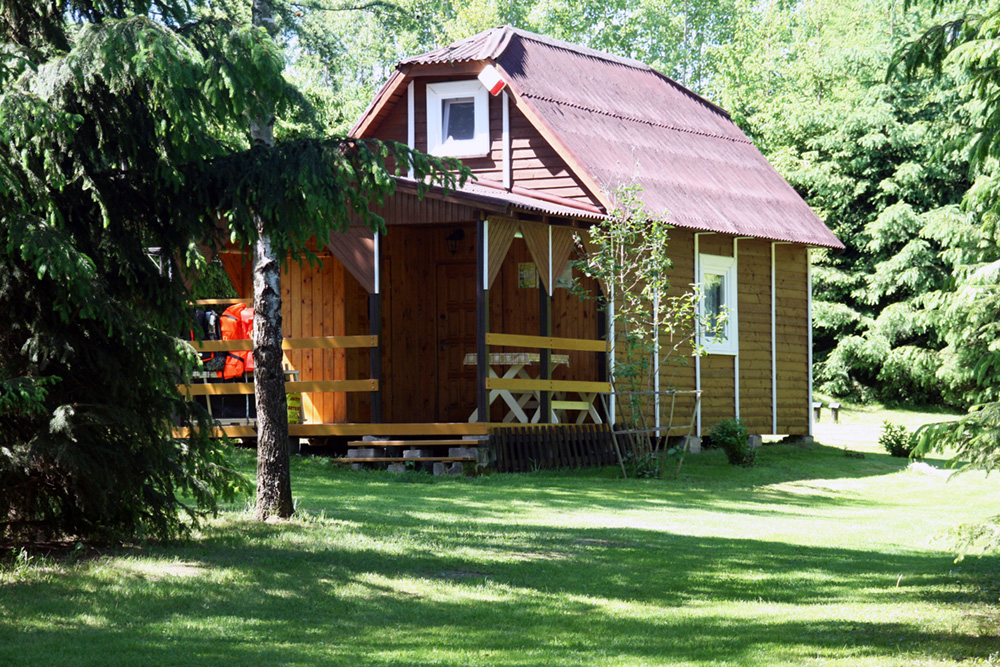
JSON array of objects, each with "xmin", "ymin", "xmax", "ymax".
[
  {"xmin": 219, "ymin": 250, "xmax": 354, "ymax": 425},
  {"xmin": 614, "ymin": 230, "xmax": 811, "ymax": 437},
  {"xmin": 775, "ymin": 244, "xmax": 810, "ymax": 435},
  {"xmin": 608, "ymin": 228, "xmax": 701, "ymax": 432},
  {"xmin": 658, "ymin": 229, "xmax": 700, "ymax": 431},
  {"xmin": 371, "ymin": 77, "xmax": 601, "ymax": 207},
  {"xmin": 737, "ymin": 239, "xmax": 774, "ymax": 434},
  {"xmin": 217, "ymin": 228, "xmax": 812, "ymax": 434},
  {"xmin": 696, "ymin": 235, "xmax": 737, "ymax": 431}
]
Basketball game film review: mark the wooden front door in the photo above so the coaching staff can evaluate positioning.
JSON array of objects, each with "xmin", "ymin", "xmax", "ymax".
[{"xmin": 436, "ymin": 263, "xmax": 478, "ymax": 422}]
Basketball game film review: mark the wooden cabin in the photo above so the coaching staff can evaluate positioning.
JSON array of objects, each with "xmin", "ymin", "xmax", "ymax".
[{"xmin": 205, "ymin": 27, "xmax": 843, "ymax": 460}]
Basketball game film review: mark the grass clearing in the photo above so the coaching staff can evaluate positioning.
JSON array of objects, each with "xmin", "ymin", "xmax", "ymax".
[{"xmin": 2, "ymin": 407, "xmax": 998, "ymax": 666}]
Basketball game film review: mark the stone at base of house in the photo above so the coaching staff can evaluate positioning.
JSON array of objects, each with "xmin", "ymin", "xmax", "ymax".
[
  {"xmin": 448, "ymin": 447, "xmax": 477, "ymax": 459},
  {"xmin": 434, "ymin": 462, "xmax": 464, "ymax": 476},
  {"xmin": 403, "ymin": 449, "xmax": 427, "ymax": 459},
  {"xmin": 387, "ymin": 464, "xmax": 407, "ymax": 473},
  {"xmin": 347, "ymin": 447, "xmax": 384, "ymax": 458},
  {"xmin": 678, "ymin": 436, "xmax": 701, "ymax": 454},
  {"xmin": 782, "ymin": 435, "xmax": 815, "ymax": 447},
  {"xmin": 362, "ymin": 435, "xmax": 387, "ymax": 442},
  {"xmin": 747, "ymin": 434, "xmax": 763, "ymax": 450},
  {"xmin": 351, "ymin": 463, "xmax": 365, "ymax": 472}
]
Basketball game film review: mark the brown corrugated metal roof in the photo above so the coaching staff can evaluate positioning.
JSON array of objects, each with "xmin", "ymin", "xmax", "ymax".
[{"xmin": 399, "ymin": 27, "xmax": 843, "ymax": 249}]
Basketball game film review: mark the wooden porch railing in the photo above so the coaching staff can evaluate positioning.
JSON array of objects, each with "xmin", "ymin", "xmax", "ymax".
[
  {"xmin": 484, "ymin": 333, "xmax": 608, "ymax": 353},
  {"xmin": 174, "ymin": 335, "xmax": 378, "ymax": 438},
  {"xmin": 178, "ymin": 336, "xmax": 379, "ymax": 398},
  {"xmin": 483, "ymin": 333, "xmax": 611, "ymax": 423}
]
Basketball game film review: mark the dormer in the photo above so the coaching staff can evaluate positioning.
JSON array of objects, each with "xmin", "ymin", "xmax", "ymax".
[
  {"xmin": 425, "ymin": 79, "xmax": 490, "ymax": 158},
  {"xmin": 350, "ymin": 45, "xmax": 606, "ymax": 211}
]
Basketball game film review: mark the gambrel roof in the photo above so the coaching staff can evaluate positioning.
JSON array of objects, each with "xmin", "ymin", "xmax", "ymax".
[{"xmin": 352, "ymin": 26, "xmax": 844, "ymax": 250}]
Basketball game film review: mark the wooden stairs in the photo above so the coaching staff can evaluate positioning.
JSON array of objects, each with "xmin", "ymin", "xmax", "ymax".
[{"xmin": 339, "ymin": 438, "xmax": 490, "ymax": 475}]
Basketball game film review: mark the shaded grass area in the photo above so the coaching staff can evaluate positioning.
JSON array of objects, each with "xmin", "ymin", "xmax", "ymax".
[{"xmin": 2, "ymin": 436, "xmax": 998, "ymax": 666}]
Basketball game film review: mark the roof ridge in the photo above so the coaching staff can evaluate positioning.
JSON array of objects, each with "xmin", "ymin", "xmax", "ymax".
[
  {"xmin": 521, "ymin": 93, "xmax": 752, "ymax": 145},
  {"xmin": 502, "ymin": 27, "xmax": 731, "ymax": 119},
  {"xmin": 500, "ymin": 26, "xmax": 653, "ymax": 72}
]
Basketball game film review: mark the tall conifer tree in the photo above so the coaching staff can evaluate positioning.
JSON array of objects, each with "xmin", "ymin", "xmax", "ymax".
[{"xmin": 0, "ymin": 0, "xmax": 461, "ymax": 541}]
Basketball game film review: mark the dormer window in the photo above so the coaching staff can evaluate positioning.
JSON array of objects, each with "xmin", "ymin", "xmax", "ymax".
[{"xmin": 426, "ymin": 80, "xmax": 489, "ymax": 157}]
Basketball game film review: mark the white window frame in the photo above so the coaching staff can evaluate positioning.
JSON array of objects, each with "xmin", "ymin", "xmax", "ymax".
[
  {"xmin": 698, "ymin": 253, "xmax": 738, "ymax": 355},
  {"xmin": 426, "ymin": 80, "xmax": 490, "ymax": 158}
]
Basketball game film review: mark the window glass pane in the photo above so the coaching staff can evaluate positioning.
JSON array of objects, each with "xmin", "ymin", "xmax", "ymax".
[
  {"xmin": 704, "ymin": 273, "xmax": 726, "ymax": 335},
  {"xmin": 443, "ymin": 98, "xmax": 475, "ymax": 142}
]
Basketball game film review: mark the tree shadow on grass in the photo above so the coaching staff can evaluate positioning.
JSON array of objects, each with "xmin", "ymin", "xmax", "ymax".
[{"xmin": 2, "ymin": 515, "xmax": 997, "ymax": 666}]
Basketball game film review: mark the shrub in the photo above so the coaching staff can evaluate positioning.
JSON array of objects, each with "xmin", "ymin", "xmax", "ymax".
[
  {"xmin": 709, "ymin": 418, "xmax": 755, "ymax": 466},
  {"xmin": 879, "ymin": 421, "xmax": 921, "ymax": 458},
  {"xmin": 622, "ymin": 450, "xmax": 662, "ymax": 479}
]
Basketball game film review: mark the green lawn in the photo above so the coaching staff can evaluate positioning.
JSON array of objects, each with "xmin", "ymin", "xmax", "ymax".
[{"xmin": 2, "ymin": 407, "xmax": 998, "ymax": 666}]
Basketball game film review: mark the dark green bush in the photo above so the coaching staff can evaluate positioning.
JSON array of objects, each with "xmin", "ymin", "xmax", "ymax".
[
  {"xmin": 708, "ymin": 418, "xmax": 755, "ymax": 466},
  {"xmin": 879, "ymin": 421, "xmax": 921, "ymax": 458}
]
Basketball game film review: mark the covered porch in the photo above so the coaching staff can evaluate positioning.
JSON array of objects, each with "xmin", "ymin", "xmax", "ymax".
[{"xmin": 177, "ymin": 183, "xmax": 626, "ymax": 469}]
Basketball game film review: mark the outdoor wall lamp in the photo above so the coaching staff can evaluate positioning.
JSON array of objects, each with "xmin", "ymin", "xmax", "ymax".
[{"xmin": 446, "ymin": 228, "xmax": 465, "ymax": 256}]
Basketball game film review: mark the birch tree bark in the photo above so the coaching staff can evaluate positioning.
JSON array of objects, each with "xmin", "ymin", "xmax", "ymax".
[{"xmin": 251, "ymin": 0, "xmax": 293, "ymax": 520}]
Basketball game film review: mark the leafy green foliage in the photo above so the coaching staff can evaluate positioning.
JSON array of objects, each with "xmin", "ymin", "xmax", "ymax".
[
  {"xmin": 707, "ymin": 418, "xmax": 754, "ymax": 467},
  {"xmin": 573, "ymin": 185, "xmax": 711, "ymax": 478},
  {"xmin": 889, "ymin": 0, "xmax": 1000, "ymax": 556},
  {"xmin": 621, "ymin": 449, "xmax": 661, "ymax": 479},
  {"xmin": 710, "ymin": 0, "xmax": 988, "ymax": 408},
  {"xmin": 879, "ymin": 421, "xmax": 920, "ymax": 458},
  {"xmin": 268, "ymin": 0, "xmax": 743, "ymax": 134}
]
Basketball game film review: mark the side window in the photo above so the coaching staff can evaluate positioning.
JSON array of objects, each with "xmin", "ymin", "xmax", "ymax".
[
  {"xmin": 698, "ymin": 254, "xmax": 738, "ymax": 354},
  {"xmin": 426, "ymin": 80, "xmax": 489, "ymax": 157}
]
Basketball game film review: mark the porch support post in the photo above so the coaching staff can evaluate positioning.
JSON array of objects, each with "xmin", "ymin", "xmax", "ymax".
[
  {"xmin": 476, "ymin": 219, "xmax": 489, "ymax": 423},
  {"xmin": 537, "ymin": 225, "xmax": 553, "ymax": 422},
  {"xmin": 538, "ymin": 303, "xmax": 551, "ymax": 420},
  {"xmin": 369, "ymin": 232, "xmax": 382, "ymax": 423}
]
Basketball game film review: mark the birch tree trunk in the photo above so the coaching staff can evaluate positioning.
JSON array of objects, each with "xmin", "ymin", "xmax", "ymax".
[{"xmin": 251, "ymin": 0, "xmax": 293, "ymax": 520}]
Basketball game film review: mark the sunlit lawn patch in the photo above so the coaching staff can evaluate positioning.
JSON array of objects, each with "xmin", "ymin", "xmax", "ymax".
[{"xmin": 2, "ymin": 408, "xmax": 997, "ymax": 666}]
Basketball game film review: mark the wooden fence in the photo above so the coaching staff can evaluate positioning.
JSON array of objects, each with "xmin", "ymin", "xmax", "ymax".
[{"xmin": 490, "ymin": 423, "xmax": 617, "ymax": 472}]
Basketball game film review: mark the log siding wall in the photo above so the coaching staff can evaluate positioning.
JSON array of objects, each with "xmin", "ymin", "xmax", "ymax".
[
  {"xmin": 736, "ymin": 240, "xmax": 774, "ymax": 433},
  {"xmin": 371, "ymin": 77, "xmax": 601, "ymax": 207},
  {"xmin": 607, "ymin": 229, "xmax": 811, "ymax": 437},
  {"xmin": 221, "ymin": 250, "xmax": 361, "ymax": 425},
  {"xmin": 774, "ymin": 243, "xmax": 810, "ymax": 435}
]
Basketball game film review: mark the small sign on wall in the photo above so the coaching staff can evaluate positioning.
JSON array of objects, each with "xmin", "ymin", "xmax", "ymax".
[
  {"xmin": 555, "ymin": 263, "xmax": 574, "ymax": 290},
  {"xmin": 518, "ymin": 263, "xmax": 537, "ymax": 289}
]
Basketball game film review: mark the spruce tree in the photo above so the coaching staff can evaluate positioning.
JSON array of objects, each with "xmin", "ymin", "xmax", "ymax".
[{"xmin": 0, "ymin": 0, "xmax": 461, "ymax": 541}]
